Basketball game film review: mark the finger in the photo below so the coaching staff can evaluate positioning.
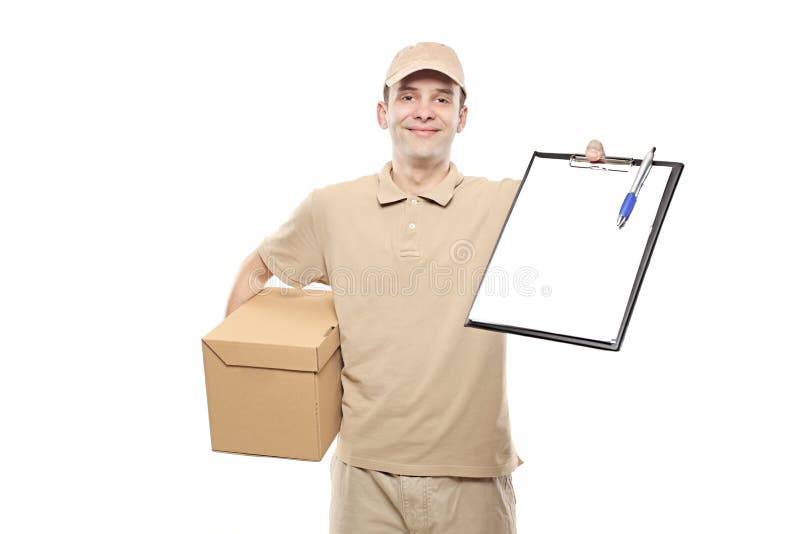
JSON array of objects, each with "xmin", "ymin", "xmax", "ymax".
[{"xmin": 585, "ymin": 139, "xmax": 605, "ymax": 161}]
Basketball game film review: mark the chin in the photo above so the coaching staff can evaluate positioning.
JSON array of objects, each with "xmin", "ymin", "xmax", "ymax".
[{"xmin": 405, "ymin": 151, "xmax": 441, "ymax": 162}]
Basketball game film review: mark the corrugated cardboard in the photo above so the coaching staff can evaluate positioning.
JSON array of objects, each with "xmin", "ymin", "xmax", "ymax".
[{"xmin": 202, "ymin": 287, "xmax": 342, "ymax": 461}]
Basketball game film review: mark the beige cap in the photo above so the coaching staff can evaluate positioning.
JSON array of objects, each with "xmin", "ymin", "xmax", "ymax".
[{"xmin": 384, "ymin": 42, "xmax": 466, "ymax": 97}]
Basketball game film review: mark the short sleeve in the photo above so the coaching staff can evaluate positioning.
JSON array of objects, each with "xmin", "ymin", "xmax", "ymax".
[
  {"xmin": 257, "ymin": 189, "xmax": 329, "ymax": 288},
  {"xmin": 498, "ymin": 178, "xmax": 522, "ymax": 213}
]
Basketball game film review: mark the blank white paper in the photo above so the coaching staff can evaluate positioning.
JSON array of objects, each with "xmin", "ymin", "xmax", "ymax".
[{"xmin": 468, "ymin": 156, "xmax": 672, "ymax": 343}]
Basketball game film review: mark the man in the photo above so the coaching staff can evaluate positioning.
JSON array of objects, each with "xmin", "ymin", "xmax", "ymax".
[{"xmin": 225, "ymin": 42, "xmax": 606, "ymax": 534}]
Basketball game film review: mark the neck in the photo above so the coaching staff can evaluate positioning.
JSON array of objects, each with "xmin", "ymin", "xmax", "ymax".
[{"xmin": 389, "ymin": 156, "xmax": 451, "ymax": 196}]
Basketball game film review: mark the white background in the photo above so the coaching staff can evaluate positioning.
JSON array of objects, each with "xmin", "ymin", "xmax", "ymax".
[{"xmin": 1, "ymin": 1, "xmax": 798, "ymax": 532}]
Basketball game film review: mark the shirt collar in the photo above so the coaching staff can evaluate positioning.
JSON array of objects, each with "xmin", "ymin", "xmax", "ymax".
[{"xmin": 376, "ymin": 161, "xmax": 465, "ymax": 207}]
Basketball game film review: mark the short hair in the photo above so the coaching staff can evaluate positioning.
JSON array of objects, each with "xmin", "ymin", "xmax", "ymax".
[{"xmin": 383, "ymin": 84, "xmax": 466, "ymax": 110}]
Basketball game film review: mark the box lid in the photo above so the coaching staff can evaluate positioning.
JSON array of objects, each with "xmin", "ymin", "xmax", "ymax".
[{"xmin": 202, "ymin": 287, "xmax": 339, "ymax": 372}]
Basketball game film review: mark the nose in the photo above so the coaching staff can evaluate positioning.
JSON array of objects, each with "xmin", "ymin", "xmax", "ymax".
[{"xmin": 413, "ymin": 99, "xmax": 435, "ymax": 121}]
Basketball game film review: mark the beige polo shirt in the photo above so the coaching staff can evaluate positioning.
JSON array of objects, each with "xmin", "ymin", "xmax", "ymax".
[{"xmin": 258, "ymin": 161, "xmax": 523, "ymax": 478}]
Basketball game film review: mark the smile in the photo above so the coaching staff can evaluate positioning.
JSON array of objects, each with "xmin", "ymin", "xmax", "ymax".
[{"xmin": 407, "ymin": 128, "xmax": 439, "ymax": 138}]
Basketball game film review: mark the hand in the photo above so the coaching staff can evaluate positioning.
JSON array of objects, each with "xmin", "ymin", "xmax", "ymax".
[{"xmin": 585, "ymin": 139, "xmax": 606, "ymax": 162}]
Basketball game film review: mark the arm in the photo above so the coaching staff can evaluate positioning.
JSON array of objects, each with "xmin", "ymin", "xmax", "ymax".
[{"xmin": 224, "ymin": 248, "xmax": 273, "ymax": 317}]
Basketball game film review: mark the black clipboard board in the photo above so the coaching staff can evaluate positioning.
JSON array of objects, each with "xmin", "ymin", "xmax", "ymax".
[{"xmin": 464, "ymin": 151, "xmax": 684, "ymax": 351}]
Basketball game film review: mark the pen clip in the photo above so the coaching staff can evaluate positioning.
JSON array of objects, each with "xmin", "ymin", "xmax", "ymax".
[{"xmin": 569, "ymin": 155, "xmax": 633, "ymax": 172}]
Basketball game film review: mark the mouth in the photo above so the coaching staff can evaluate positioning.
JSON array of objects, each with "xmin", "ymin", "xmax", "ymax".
[{"xmin": 407, "ymin": 128, "xmax": 439, "ymax": 138}]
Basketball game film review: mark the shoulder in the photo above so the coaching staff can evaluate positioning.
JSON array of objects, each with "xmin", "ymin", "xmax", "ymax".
[
  {"xmin": 452, "ymin": 175, "xmax": 521, "ymax": 216},
  {"xmin": 460, "ymin": 174, "xmax": 521, "ymax": 198},
  {"xmin": 460, "ymin": 173, "xmax": 521, "ymax": 186},
  {"xmin": 306, "ymin": 172, "xmax": 379, "ymax": 217}
]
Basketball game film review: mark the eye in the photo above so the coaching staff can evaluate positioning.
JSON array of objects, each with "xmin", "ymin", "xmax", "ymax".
[
  {"xmin": 437, "ymin": 97, "xmax": 450, "ymax": 104},
  {"xmin": 400, "ymin": 95, "xmax": 413, "ymax": 101}
]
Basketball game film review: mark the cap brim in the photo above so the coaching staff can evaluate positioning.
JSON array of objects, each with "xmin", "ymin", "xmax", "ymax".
[{"xmin": 385, "ymin": 62, "xmax": 466, "ymax": 96}]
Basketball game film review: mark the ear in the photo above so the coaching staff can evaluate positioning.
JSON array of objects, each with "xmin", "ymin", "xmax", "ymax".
[
  {"xmin": 376, "ymin": 101, "xmax": 388, "ymax": 129},
  {"xmin": 456, "ymin": 105, "xmax": 468, "ymax": 133}
]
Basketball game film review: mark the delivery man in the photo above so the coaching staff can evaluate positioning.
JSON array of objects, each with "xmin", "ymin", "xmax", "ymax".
[{"xmin": 224, "ymin": 42, "xmax": 606, "ymax": 534}]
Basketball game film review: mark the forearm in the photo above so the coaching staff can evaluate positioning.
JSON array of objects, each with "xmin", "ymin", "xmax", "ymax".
[{"xmin": 225, "ymin": 249, "xmax": 272, "ymax": 317}]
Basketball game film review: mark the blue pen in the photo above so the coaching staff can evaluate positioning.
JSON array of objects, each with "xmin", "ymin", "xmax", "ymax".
[{"xmin": 617, "ymin": 147, "xmax": 656, "ymax": 228}]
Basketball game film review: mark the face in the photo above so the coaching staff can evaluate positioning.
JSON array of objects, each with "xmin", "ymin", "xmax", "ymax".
[{"xmin": 377, "ymin": 69, "xmax": 467, "ymax": 166}]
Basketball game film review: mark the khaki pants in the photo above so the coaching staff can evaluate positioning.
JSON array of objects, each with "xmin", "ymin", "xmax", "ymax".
[{"xmin": 329, "ymin": 455, "xmax": 517, "ymax": 534}]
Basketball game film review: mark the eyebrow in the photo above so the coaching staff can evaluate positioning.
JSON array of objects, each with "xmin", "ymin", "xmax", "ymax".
[{"xmin": 397, "ymin": 85, "xmax": 455, "ymax": 96}]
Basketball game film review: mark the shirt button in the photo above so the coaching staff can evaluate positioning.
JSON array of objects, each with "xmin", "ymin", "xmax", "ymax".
[
  {"xmin": 411, "ymin": 199, "xmax": 419, "ymax": 205},
  {"xmin": 408, "ymin": 223, "xmax": 416, "ymax": 230}
]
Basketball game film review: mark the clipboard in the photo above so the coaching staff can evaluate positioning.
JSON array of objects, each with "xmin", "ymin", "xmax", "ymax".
[{"xmin": 464, "ymin": 151, "xmax": 684, "ymax": 351}]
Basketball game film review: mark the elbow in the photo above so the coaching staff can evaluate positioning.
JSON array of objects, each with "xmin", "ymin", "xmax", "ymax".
[{"xmin": 249, "ymin": 248, "xmax": 273, "ymax": 285}]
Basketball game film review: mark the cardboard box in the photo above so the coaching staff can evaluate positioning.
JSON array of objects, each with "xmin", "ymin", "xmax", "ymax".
[{"xmin": 201, "ymin": 287, "xmax": 342, "ymax": 461}]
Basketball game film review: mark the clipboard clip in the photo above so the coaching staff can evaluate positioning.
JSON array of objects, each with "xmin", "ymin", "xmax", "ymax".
[{"xmin": 570, "ymin": 154, "xmax": 633, "ymax": 172}]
